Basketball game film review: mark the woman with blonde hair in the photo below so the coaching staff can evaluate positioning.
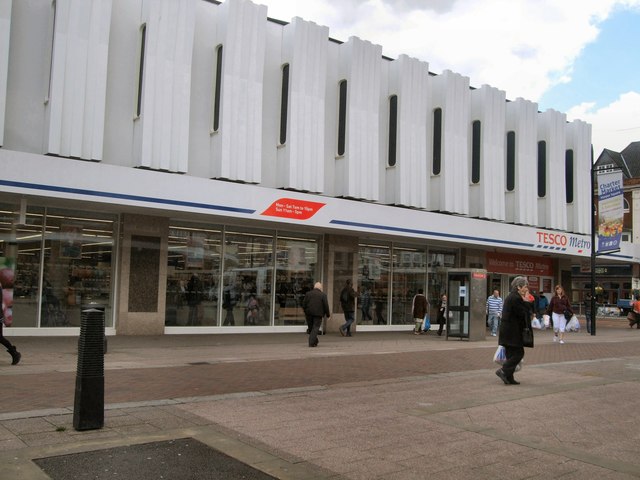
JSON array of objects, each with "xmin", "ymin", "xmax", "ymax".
[{"xmin": 546, "ymin": 285, "xmax": 573, "ymax": 344}]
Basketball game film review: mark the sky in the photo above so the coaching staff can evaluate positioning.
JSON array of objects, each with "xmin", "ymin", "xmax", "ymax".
[{"xmin": 250, "ymin": 0, "xmax": 640, "ymax": 158}]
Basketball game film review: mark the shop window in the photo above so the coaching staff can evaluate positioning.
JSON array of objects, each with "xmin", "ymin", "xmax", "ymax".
[
  {"xmin": 432, "ymin": 108, "xmax": 442, "ymax": 175},
  {"xmin": 388, "ymin": 95, "xmax": 398, "ymax": 166},
  {"xmin": 537, "ymin": 140, "xmax": 546, "ymax": 197},
  {"xmin": 221, "ymin": 230, "xmax": 274, "ymax": 327},
  {"xmin": 274, "ymin": 234, "xmax": 320, "ymax": 326},
  {"xmin": 41, "ymin": 208, "xmax": 116, "ymax": 328},
  {"xmin": 565, "ymin": 149, "xmax": 574, "ymax": 203},
  {"xmin": 358, "ymin": 244, "xmax": 390, "ymax": 325},
  {"xmin": 471, "ymin": 120, "xmax": 481, "ymax": 184},
  {"xmin": 279, "ymin": 64, "xmax": 289, "ymax": 145},
  {"xmin": 391, "ymin": 246, "xmax": 427, "ymax": 326},
  {"xmin": 337, "ymin": 80, "xmax": 347, "ymax": 156},
  {"xmin": 135, "ymin": 24, "xmax": 147, "ymax": 118},
  {"xmin": 165, "ymin": 224, "xmax": 222, "ymax": 327},
  {"xmin": 0, "ymin": 205, "xmax": 45, "ymax": 328},
  {"xmin": 506, "ymin": 131, "xmax": 515, "ymax": 191},
  {"xmin": 212, "ymin": 44, "xmax": 223, "ymax": 132}
]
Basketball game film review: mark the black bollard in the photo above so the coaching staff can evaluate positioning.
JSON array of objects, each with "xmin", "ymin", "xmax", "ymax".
[{"xmin": 73, "ymin": 305, "xmax": 105, "ymax": 431}]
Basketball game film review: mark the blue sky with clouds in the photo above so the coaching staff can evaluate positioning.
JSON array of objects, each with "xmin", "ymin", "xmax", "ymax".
[{"xmin": 254, "ymin": 0, "xmax": 640, "ymax": 157}]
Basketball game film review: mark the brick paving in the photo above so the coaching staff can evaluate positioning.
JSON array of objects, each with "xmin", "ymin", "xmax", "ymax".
[{"xmin": 2, "ymin": 319, "xmax": 640, "ymax": 479}]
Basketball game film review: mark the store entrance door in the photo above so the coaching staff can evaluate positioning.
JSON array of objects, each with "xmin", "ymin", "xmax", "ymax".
[{"xmin": 446, "ymin": 269, "xmax": 487, "ymax": 341}]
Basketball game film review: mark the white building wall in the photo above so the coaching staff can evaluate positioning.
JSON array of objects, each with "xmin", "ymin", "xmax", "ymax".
[
  {"xmin": 505, "ymin": 98, "xmax": 538, "ymax": 226},
  {"xmin": 276, "ymin": 17, "xmax": 329, "ymax": 192},
  {"xmin": 470, "ymin": 84, "xmax": 506, "ymax": 220},
  {"xmin": 538, "ymin": 109, "xmax": 568, "ymax": 230},
  {"xmin": 210, "ymin": 0, "xmax": 267, "ymax": 182},
  {"xmin": 336, "ymin": 36, "xmax": 382, "ymax": 201},
  {"xmin": 566, "ymin": 119, "xmax": 592, "ymax": 234},
  {"xmin": 44, "ymin": 0, "xmax": 112, "ymax": 161},
  {"xmin": 133, "ymin": 0, "xmax": 196, "ymax": 172},
  {"xmin": 430, "ymin": 70, "xmax": 470, "ymax": 214},
  {"xmin": 0, "ymin": 0, "xmax": 11, "ymax": 147},
  {"xmin": 385, "ymin": 55, "xmax": 430, "ymax": 208},
  {"xmin": 0, "ymin": 0, "xmax": 595, "ymax": 236}
]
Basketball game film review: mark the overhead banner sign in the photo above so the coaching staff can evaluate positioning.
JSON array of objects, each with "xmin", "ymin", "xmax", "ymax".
[{"xmin": 597, "ymin": 170, "xmax": 624, "ymax": 253}]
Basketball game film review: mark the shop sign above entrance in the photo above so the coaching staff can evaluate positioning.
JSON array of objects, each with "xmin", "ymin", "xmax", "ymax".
[
  {"xmin": 262, "ymin": 198, "xmax": 326, "ymax": 220},
  {"xmin": 486, "ymin": 252, "xmax": 553, "ymax": 276}
]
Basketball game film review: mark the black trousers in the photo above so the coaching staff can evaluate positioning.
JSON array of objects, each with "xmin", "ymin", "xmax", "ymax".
[
  {"xmin": 309, "ymin": 316, "xmax": 322, "ymax": 346},
  {"xmin": 0, "ymin": 322, "xmax": 14, "ymax": 350},
  {"xmin": 502, "ymin": 346, "xmax": 524, "ymax": 378}
]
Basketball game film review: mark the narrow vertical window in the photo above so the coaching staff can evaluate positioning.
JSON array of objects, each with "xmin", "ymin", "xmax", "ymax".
[
  {"xmin": 432, "ymin": 108, "xmax": 442, "ymax": 175},
  {"xmin": 46, "ymin": 1, "xmax": 57, "ymax": 103},
  {"xmin": 537, "ymin": 140, "xmax": 547, "ymax": 197},
  {"xmin": 212, "ymin": 45, "xmax": 223, "ymax": 132},
  {"xmin": 337, "ymin": 80, "xmax": 347, "ymax": 156},
  {"xmin": 388, "ymin": 95, "xmax": 398, "ymax": 166},
  {"xmin": 565, "ymin": 149, "xmax": 574, "ymax": 203},
  {"xmin": 136, "ymin": 24, "xmax": 147, "ymax": 118},
  {"xmin": 279, "ymin": 64, "xmax": 289, "ymax": 145},
  {"xmin": 506, "ymin": 131, "xmax": 516, "ymax": 191},
  {"xmin": 471, "ymin": 120, "xmax": 481, "ymax": 184}
]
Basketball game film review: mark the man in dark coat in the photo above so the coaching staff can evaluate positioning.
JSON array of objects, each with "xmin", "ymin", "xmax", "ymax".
[
  {"xmin": 496, "ymin": 276, "xmax": 532, "ymax": 385},
  {"xmin": 302, "ymin": 282, "xmax": 331, "ymax": 348}
]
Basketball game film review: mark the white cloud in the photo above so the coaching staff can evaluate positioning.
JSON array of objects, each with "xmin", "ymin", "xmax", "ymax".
[{"xmin": 567, "ymin": 92, "xmax": 640, "ymax": 155}]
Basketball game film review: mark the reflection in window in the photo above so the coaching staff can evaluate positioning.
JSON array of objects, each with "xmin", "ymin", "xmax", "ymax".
[
  {"xmin": 41, "ymin": 208, "xmax": 116, "ymax": 328},
  {"xmin": 165, "ymin": 224, "xmax": 222, "ymax": 327},
  {"xmin": 274, "ymin": 235, "xmax": 319, "ymax": 326},
  {"xmin": 358, "ymin": 244, "xmax": 390, "ymax": 325},
  {"xmin": 221, "ymin": 230, "xmax": 274, "ymax": 327},
  {"xmin": 391, "ymin": 246, "xmax": 427, "ymax": 326}
]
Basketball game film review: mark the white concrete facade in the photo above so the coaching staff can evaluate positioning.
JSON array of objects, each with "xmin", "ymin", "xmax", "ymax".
[{"xmin": 1, "ymin": 0, "xmax": 638, "ymax": 335}]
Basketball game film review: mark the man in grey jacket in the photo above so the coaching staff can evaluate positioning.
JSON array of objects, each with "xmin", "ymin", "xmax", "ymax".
[{"xmin": 302, "ymin": 282, "xmax": 331, "ymax": 348}]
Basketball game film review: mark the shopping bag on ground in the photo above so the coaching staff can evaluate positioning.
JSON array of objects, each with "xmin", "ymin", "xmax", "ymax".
[
  {"xmin": 531, "ymin": 317, "xmax": 542, "ymax": 329},
  {"xmin": 493, "ymin": 345, "xmax": 506, "ymax": 365}
]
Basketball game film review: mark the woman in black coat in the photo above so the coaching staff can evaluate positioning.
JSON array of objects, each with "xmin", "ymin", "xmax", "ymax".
[{"xmin": 496, "ymin": 276, "xmax": 531, "ymax": 385}]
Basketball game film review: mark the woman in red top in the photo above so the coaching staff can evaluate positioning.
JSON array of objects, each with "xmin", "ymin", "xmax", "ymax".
[{"xmin": 546, "ymin": 285, "xmax": 573, "ymax": 344}]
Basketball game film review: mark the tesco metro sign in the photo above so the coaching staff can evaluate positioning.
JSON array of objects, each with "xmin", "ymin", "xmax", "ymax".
[{"xmin": 535, "ymin": 231, "xmax": 590, "ymax": 252}]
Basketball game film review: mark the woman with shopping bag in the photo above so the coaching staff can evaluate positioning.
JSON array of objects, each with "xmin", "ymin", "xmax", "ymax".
[{"xmin": 495, "ymin": 276, "xmax": 533, "ymax": 386}]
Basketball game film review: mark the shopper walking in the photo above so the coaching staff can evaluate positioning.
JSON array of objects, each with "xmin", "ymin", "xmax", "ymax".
[
  {"xmin": 302, "ymin": 282, "xmax": 330, "ymax": 347},
  {"xmin": 339, "ymin": 279, "xmax": 358, "ymax": 337},
  {"xmin": 486, "ymin": 289, "xmax": 503, "ymax": 337},
  {"xmin": 411, "ymin": 289, "xmax": 429, "ymax": 335},
  {"xmin": 436, "ymin": 294, "xmax": 447, "ymax": 336},
  {"xmin": 495, "ymin": 276, "xmax": 531, "ymax": 385},
  {"xmin": 1, "ymin": 283, "xmax": 20, "ymax": 365},
  {"xmin": 547, "ymin": 285, "xmax": 573, "ymax": 344}
]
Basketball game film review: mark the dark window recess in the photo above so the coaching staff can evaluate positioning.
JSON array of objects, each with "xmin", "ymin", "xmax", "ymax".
[
  {"xmin": 279, "ymin": 64, "xmax": 289, "ymax": 144},
  {"xmin": 136, "ymin": 24, "xmax": 147, "ymax": 117},
  {"xmin": 565, "ymin": 149, "xmax": 574, "ymax": 203},
  {"xmin": 337, "ymin": 80, "xmax": 347, "ymax": 156},
  {"xmin": 506, "ymin": 131, "xmax": 515, "ymax": 191},
  {"xmin": 388, "ymin": 95, "xmax": 398, "ymax": 166},
  {"xmin": 537, "ymin": 140, "xmax": 547, "ymax": 197},
  {"xmin": 432, "ymin": 108, "xmax": 442, "ymax": 175},
  {"xmin": 212, "ymin": 45, "xmax": 223, "ymax": 132},
  {"xmin": 471, "ymin": 120, "xmax": 481, "ymax": 184}
]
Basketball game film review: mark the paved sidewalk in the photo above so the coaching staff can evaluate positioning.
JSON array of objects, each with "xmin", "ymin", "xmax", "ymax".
[{"xmin": 2, "ymin": 319, "xmax": 640, "ymax": 479}]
